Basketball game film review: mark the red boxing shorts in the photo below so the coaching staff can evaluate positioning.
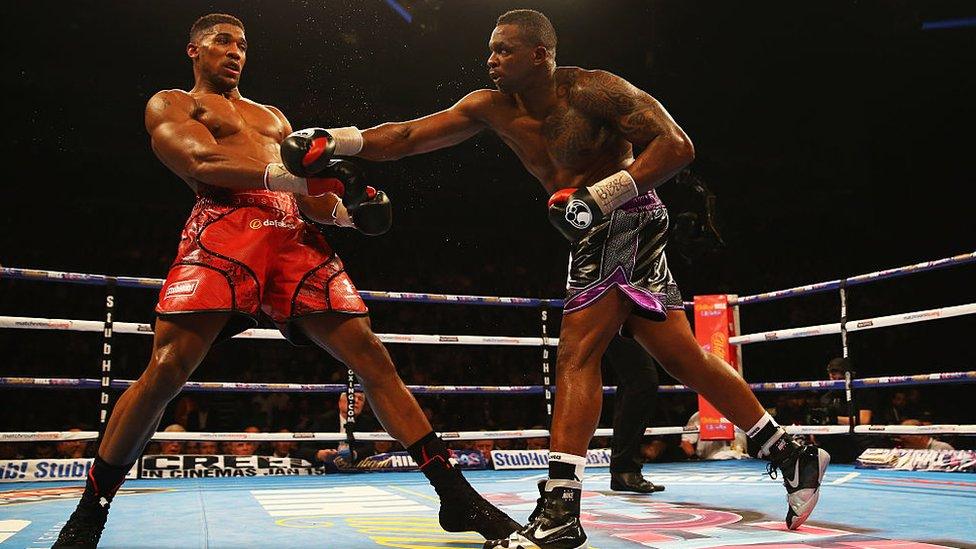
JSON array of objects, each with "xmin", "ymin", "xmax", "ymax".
[{"xmin": 156, "ymin": 190, "xmax": 367, "ymax": 344}]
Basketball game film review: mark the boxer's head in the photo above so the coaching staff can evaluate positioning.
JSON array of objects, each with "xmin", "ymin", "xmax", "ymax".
[
  {"xmin": 489, "ymin": 9, "xmax": 557, "ymax": 94},
  {"xmin": 187, "ymin": 13, "xmax": 246, "ymax": 91}
]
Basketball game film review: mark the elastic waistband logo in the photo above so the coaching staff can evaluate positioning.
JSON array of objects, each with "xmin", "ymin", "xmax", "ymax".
[
  {"xmin": 164, "ymin": 280, "xmax": 198, "ymax": 299},
  {"xmin": 250, "ymin": 218, "xmax": 297, "ymax": 230}
]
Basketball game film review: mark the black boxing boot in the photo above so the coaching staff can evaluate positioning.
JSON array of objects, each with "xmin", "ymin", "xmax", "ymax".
[
  {"xmin": 53, "ymin": 456, "xmax": 131, "ymax": 548},
  {"xmin": 751, "ymin": 413, "xmax": 830, "ymax": 530},
  {"xmin": 766, "ymin": 436, "xmax": 830, "ymax": 529},
  {"xmin": 484, "ymin": 479, "xmax": 587, "ymax": 549},
  {"xmin": 407, "ymin": 432, "xmax": 519, "ymax": 539},
  {"xmin": 485, "ymin": 452, "xmax": 588, "ymax": 549}
]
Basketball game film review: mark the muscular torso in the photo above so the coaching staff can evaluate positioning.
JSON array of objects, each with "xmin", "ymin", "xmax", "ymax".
[
  {"xmin": 479, "ymin": 68, "xmax": 634, "ymax": 194},
  {"xmin": 180, "ymin": 91, "xmax": 287, "ymax": 194}
]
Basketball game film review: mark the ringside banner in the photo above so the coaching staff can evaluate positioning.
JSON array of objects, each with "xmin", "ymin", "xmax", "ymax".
[
  {"xmin": 490, "ymin": 449, "xmax": 611, "ymax": 470},
  {"xmin": 856, "ymin": 448, "xmax": 976, "ymax": 473}
]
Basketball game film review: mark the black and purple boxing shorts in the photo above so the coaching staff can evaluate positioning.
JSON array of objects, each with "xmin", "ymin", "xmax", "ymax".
[{"xmin": 563, "ymin": 190, "xmax": 683, "ymax": 320}]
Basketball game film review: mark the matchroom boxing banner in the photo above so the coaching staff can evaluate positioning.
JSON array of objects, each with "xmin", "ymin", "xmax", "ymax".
[{"xmin": 693, "ymin": 295, "xmax": 742, "ymax": 441}]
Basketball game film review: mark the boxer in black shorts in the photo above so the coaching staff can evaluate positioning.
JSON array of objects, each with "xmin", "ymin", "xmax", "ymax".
[
  {"xmin": 564, "ymin": 192, "xmax": 683, "ymax": 321},
  {"xmin": 290, "ymin": 9, "xmax": 829, "ymax": 548}
]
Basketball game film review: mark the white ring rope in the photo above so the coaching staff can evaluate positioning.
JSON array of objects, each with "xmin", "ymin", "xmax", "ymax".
[
  {"xmin": 4, "ymin": 424, "xmax": 975, "ymax": 443},
  {"xmin": 6, "ymin": 303, "xmax": 974, "ymax": 348},
  {"xmin": 729, "ymin": 302, "xmax": 976, "ymax": 345},
  {"xmin": 0, "ymin": 316, "xmax": 557, "ymax": 347}
]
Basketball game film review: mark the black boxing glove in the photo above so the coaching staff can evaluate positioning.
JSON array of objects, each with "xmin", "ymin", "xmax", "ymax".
[
  {"xmin": 547, "ymin": 170, "xmax": 639, "ymax": 241},
  {"xmin": 316, "ymin": 159, "xmax": 370, "ymax": 210},
  {"xmin": 547, "ymin": 187, "xmax": 604, "ymax": 242},
  {"xmin": 351, "ymin": 190, "xmax": 392, "ymax": 236},
  {"xmin": 329, "ymin": 187, "xmax": 392, "ymax": 236},
  {"xmin": 280, "ymin": 126, "xmax": 364, "ymax": 177}
]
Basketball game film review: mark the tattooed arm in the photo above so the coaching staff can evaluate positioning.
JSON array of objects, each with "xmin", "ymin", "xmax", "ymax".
[{"xmin": 571, "ymin": 69, "xmax": 694, "ymax": 191}]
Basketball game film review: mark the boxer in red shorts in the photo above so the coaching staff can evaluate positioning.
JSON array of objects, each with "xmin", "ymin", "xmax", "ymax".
[
  {"xmin": 53, "ymin": 13, "xmax": 516, "ymax": 548},
  {"xmin": 156, "ymin": 189, "xmax": 369, "ymax": 344}
]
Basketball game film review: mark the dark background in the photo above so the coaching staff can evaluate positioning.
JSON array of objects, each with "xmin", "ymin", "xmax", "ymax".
[{"xmin": 1, "ymin": 1, "xmax": 974, "ymax": 438}]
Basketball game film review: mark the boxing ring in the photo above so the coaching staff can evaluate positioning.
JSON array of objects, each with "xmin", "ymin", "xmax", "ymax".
[{"xmin": 1, "ymin": 252, "xmax": 975, "ymax": 548}]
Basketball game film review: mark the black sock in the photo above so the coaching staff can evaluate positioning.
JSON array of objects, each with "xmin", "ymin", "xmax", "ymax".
[
  {"xmin": 81, "ymin": 455, "xmax": 131, "ymax": 507},
  {"xmin": 548, "ymin": 452, "xmax": 585, "ymax": 483},
  {"xmin": 407, "ymin": 431, "xmax": 461, "ymax": 492},
  {"xmin": 746, "ymin": 412, "xmax": 793, "ymax": 460}
]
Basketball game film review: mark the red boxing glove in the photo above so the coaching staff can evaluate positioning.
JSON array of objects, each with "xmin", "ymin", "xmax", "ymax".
[
  {"xmin": 265, "ymin": 163, "xmax": 341, "ymax": 196},
  {"xmin": 547, "ymin": 188, "xmax": 576, "ymax": 208},
  {"xmin": 264, "ymin": 160, "xmax": 367, "ymax": 207}
]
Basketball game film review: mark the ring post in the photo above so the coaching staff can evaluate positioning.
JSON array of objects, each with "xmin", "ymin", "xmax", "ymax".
[
  {"xmin": 840, "ymin": 281, "xmax": 856, "ymax": 433},
  {"xmin": 99, "ymin": 277, "xmax": 117, "ymax": 436},
  {"xmin": 693, "ymin": 294, "xmax": 741, "ymax": 440},
  {"xmin": 540, "ymin": 304, "xmax": 554, "ymax": 423}
]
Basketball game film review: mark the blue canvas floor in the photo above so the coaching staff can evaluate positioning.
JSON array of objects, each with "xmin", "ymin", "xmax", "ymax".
[{"xmin": 1, "ymin": 460, "xmax": 973, "ymax": 548}]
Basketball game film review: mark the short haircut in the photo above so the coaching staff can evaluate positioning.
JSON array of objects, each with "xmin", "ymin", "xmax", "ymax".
[
  {"xmin": 496, "ymin": 9, "xmax": 556, "ymax": 53},
  {"xmin": 827, "ymin": 357, "xmax": 851, "ymax": 372},
  {"xmin": 190, "ymin": 13, "xmax": 244, "ymax": 42}
]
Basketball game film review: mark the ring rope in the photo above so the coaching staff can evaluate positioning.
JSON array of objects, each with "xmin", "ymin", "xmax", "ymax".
[
  {"xmin": 0, "ymin": 267, "xmax": 565, "ymax": 308},
  {"xmin": 730, "ymin": 250, "xmax": 976, "ymax": 305},
  {"xmin": 9, "ymin": 302, "xmax": 975, "ymax": 348},
  {"xmin": 4, "ymin": 423, "xmax": 976, "ymax": 444},
  {"xmin": 9, "ymin": 252, "xmax": 972, "ymax": 308},
  {"xmin": 2, "ymin": 371, "xmax": 974, "ymax": 394},
  {"xmin": 0, "ymin": 316, "xmax": 557, "ymax": 347},
  {"xmin": 728, "ymin": 302, "xmax": 976, "ymax": 345}
]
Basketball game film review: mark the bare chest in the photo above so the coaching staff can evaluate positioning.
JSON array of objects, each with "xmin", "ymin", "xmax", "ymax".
[
  {"xmin": 496, "ymin": 105, "xmax": 617, "ymax": 187},
  {"xmin": 192, "ymin": 96, "xmax": 284, "ymax": 144}
]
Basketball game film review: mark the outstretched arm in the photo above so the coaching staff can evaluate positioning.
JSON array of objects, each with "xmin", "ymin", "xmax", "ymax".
[
  {"xmin": 573, "ymin": 70, "xmax": 695, "ymax": 192},
  {"xmin": 145, "ymin": 90, "xmax": 274, "ymax": 190},
  {"xmin": 357, "ymin": 90, "xmax": 491, "ymax": 161}
]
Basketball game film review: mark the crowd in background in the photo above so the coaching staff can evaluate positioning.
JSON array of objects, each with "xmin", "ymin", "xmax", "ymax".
[
  {"xmin": 1, "ymin": 356, "xmax": 967, "ymax": 465},
  {"xmin": 1, "ymin": 184, "xmax": 973, "ymax": 465}
]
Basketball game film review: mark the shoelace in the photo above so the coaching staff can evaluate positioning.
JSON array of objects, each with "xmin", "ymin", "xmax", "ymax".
[{"xmin": 766, "ymin": 435, "xmax": 805, "ymax": 480}]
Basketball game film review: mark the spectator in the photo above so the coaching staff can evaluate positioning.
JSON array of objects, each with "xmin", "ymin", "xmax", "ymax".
[
  {"xmin": 271, "ymin": 429, "xmax": 297, "ymax": 458},
  {"xmin": 338, "ymin": 393, "xmax": 380, "ymax": 433},
  {"xmin": 35, "ymin": 443, "xmax": 57, "ymax": 459},
  {"xmin": 339, "ymin": 393, "xmax": 365, "ymax": 432},
  {"xmin": 253, "ymin": 393, "xmax": 290, "ymax": 430},
  {"xmin": 524, "ymin": 426, "xmax": 548, "ymax": 451},
  {"xmin": 373, "ymin": 440, "xmax": 396, "ymax": 454},
  {"xmin": 56, "ymin": 429, "xmax": 90, "ymax": 459},
  {"xmin": 810, "ymin": 358, "xmax": 877, "ymax": 463},
  {"xmin": 774, "ymin": 393, "xmax": 809, "ymax": 426},
  {"xmin": 878, "ymin": 391, "xmax": 909, "ymax": 425},
  {"xmin": 173, "ymin": 396, "xmax": 210, "ymax": 431},
  {"xmin": 903, "ymin": 389, "xmax": 933, "ymax": 421},
  {"xmin": 159, "ymin": 424, "xmax": 186, "ymax": 455},
  {"xmin": 895, "ymin": 420, "xmax": 955, "ymax": 451},
  {"xmin": 473, "ymin": 439, "xmax": 495, "ymax": 467},
  {"xmin": 198, "ymin": 441, "xmax": 218, "ymax": 455},
  {"xmin": 224, "ymin": 426, "xmax": 260, "ymax": 456},
  {"xmin": 816, "ymin": 358, "xmax": 875, "ymax": 426},
  {"xmin": 680, "ymin": 411, "xmax": 748, "ymax": 460}
]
